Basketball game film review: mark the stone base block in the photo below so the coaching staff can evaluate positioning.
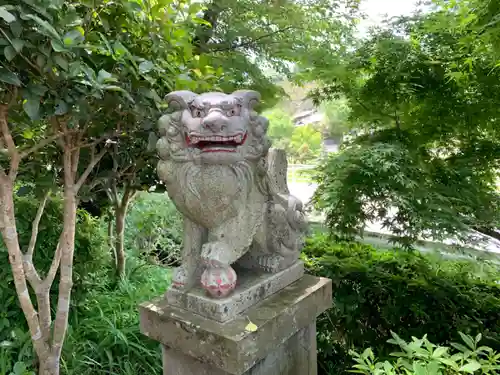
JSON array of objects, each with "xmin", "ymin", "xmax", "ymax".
[
  {"xmin": 140, "ymin": 274, "xmax": 332, "ymax": 375},
  {"xmin": 166, "ymin": 261, "xmax": 304, "ymax": 322}
]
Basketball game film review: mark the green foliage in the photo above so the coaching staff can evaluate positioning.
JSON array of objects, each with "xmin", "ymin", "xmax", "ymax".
[
  {"xmin": 195, "ymin": 0, "xmax": 358, "ymax": 106},
  {"xmin": 264, "ymin": 105, "xmax": 323, "ymax": 164},
  {"xmin": 0, "ymin": 192, "xmax": 176, "ymax": 374},
  {"xmin": 264, "ymin": 107, "xmax": 296, "ymax": 151},
  {"xmin": 289, "ymin": 124, "xmax": 323, "ymax": 163},
  {"xmin": 302, "ymin": 233, "xmax": 500, "ymax": 375},
  {"xmin": 319, "ymin": 98, "xmax": 351, "ymax": 139},
  {"xmin": 351, "ymin": 331, "xmax": 500, "ymax": 375},
  {"xmin": 0, "ymin": 193, "xmax": 110, "ymax": 292},
  {"xmin": 313, "ymin": 135, "xmax": 500, "ymax": 247},
  {"xmin": 125, "ymin": 192, "xmax": 183, "ymax": 265},
  {"xmin": 61, "ymin": 260, "xmax": 169, "ymax": 375},
  {"xmin": 0, "ymin": 194, "xmax": 111, "ymax": 374},
  {"xmin": 307, "ymin": 7, "xmax": 500, "ymax": 245}
]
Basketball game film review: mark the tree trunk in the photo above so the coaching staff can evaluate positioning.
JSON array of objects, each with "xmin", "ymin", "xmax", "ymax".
[
  {"xmin": 115, "ymin": 205, "xmax": 126, "ymax": 279},
  {"xmin": 114, "ymin": 187, "xmax": 136, "ymax": 279},
  {"xmin": 107, "ymin": 214, "xmax": 117, "ymax": 268},
  {"xmin": 38, "ymin": 355, "xmax": 59, "ymax": 375}
]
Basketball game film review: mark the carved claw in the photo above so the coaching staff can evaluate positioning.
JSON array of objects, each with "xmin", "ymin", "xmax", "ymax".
[
  {"xmin": 171, "ymin": 266, "xmax": 190, "ymax": 290},
  {"xmin": 201, "ymin": 241, "xmax": 233, "ymax": 267}
]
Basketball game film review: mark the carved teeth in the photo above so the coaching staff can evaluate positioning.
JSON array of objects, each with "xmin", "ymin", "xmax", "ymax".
[{"xmin": 188, "ymin": 133, "xmax": 245, "ymax": 145}]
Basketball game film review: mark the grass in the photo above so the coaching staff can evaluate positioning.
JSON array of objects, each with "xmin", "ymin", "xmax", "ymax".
[{"xmin": 61, "ymin": 258, "xmax": 170, "ymax": 375}]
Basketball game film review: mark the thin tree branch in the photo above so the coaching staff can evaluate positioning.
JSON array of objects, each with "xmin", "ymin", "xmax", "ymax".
[
  {"xmin": 70, "ymin": 131, "xmax": 118, "ymax": 151},
  {"xmin": 208, "ymin": 26, "xmax": 297, "ymax": 53},
  {"xmin": 20, "ymin": 133, "xmax": 64, "ymax": 159},
  {"xmin": 22, "ymin": 191, "xmax": 51, "ymax": 287},
  {"xmin": 42, "ymin": 236, "xmax": 62, "ymax": 289},
  {"xmin": 0, "ymin": 104, "xmax": 20, "ymax": 181},
  {"xmin": 75, "ymin": 148, "xmax": 107, "ymax": 193},
  {"xmin": 26, "ymin": 191, "xmax": 50, "ymax": 260}
]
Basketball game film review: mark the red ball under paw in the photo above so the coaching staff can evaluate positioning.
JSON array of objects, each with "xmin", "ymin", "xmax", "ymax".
[{"xmin": 201, "ymin": 266, "xmax": 237, "ymax": 298}]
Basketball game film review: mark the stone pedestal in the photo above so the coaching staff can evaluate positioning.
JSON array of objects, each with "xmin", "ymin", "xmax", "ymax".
[{"xmin": 139, "ymin": 274, "xmax": 332, "ymax": 375}]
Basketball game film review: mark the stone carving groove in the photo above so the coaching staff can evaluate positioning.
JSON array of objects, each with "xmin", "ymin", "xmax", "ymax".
[{"xmin": 156, "ymin": 90, "xmax": 307, "ymax": 298}]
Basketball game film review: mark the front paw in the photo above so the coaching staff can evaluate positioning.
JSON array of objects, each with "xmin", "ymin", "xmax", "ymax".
[{"xmin": 201, "ymin": 241, "xmax": 232, "ymax": 267}]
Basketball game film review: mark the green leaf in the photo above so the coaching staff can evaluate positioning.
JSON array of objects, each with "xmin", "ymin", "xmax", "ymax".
[
  {"xmin": 27, "ymin": 84, "xmax": 47, "ymax": 96},
  {"xmin": 22, "ymin": 129, "xmax": 34, "ymax": 139},
  {"xmin": 102, "ymin": 85, "xmax": 134, "ymax": 102},
  {"xmin": 475, "ymin": 333, "xmax": 482, "ymax": 344},
  {"xmin": 54, "ymin": 99, "xmax": 68, "ymax": 115},
  {"xmin": 50, "ymin": 39, "xmax": 66, "ymax": 52},
  {"xmin": 11, "ymin": 38, "xmax": 23, "ymax": 53},
  {"xmin": 4, "ymin": 45, "xmax": 16, "ymax": 61},
  {"xmin": 459, "ymin": 361, "xmax": 481, "ymax": 373},
  {"xmin": 147, "ymin": 132, "xmax": 158, "ymax": 152},
  {"xmin": 459, "ymin": 332, "xmax": 475, "ymax": 350},
  {"xmin": 139, "ymin": 60, "xmax": 154, "ymax": 74},
  {"xmin": 23, "ymin": 14, "xmax": 61, "ymax": 40},
  {"xmin": 97, "ymin": 69, "xmax": 113, "ymax": 83},
  {"xmin": 113, "ymin": 41, "xmax": 128, "ymax": 57},
  {"xmin": 53, "ymin": 55, "xmax": 68, "ymax": 71},
  {"xmin": 412, "ymin": 362, "xmax": 426, "ymax": 375},
  {"xmin": 63, "ymin": 29, "xmax": 84, "ymax": 46},
  {"xmin": 432, "ymin": 347, "xmax": 448, "ymax": 358},
  {"xmin": 0, "ymin": 68, "xmax": 21, "ymax": 86},
  {"xmin": 36, "ymin": 54, "xmax": 46, "ymax": 69},
  {"xmin": 10, "ymin": 21, "xmax": 22, "ymax": 38},
  {"xmin": 23, "ymin": 97, "xmax": 40, "ymax": 120},
  {"xmin": 0, "ymin": 7, "xmax": 16, "ymax": 23}
]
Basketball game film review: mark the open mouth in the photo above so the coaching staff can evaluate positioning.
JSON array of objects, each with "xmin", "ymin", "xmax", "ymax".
[{"xmin": 186, "ymin": 132, "xmax": 247, "ymax": 152}]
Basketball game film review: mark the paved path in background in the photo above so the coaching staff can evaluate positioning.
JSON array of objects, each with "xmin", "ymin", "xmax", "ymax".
[
  {"xmin": 288, "ymin": 182, "xmax": 317, "ymax": 205},
  {"xmin": 288, "ymin": 182, "xmax": 500, "ymax": 256}
]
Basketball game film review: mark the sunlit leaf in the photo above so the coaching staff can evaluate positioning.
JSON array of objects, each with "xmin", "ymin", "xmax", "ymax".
[{"xmin": 0, "ymin": 7, "xmax": 15, "ymax": 23}]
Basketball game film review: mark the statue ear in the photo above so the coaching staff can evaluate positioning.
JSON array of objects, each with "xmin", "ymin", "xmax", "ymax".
[
  {"xmin": 165, "ymin": 91, "xmax": 197, "ymax": 112},
  {"xmin": 232, "ymin": 90, "xmax": 261, "ymax": 110}
]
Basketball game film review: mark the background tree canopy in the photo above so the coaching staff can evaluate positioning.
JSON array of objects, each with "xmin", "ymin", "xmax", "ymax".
[{"xmin": 306, "ymin": 3, "xmax": 500, "ymax": 246}]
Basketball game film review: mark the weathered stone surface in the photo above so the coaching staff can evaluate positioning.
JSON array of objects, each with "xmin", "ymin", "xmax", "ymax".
[
  {"xmin": 161, "ymin": 323, "xmax": 317, "ymax": 375},
  {"xmin": 156, "ymin": 90, "xmax": 308, "ymax": 297},
  {"xmin": 166, "ymin": 261, "xmax": 304, "ymax": 322},
  {"xmin": 139, "ymin": 275, "xmax": 332, "ymax": 375}
]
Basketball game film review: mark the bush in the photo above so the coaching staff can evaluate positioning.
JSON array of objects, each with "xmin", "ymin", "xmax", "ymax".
[
  {"xmin": 351, "ymin": 332, "xmax": 500, "ymax": 375},
  {"xmin": 0, "ymin": 193, "xmax": 173, "ymax": 374},
  {"xmin": 125, "ymin": 192, "xmax": 183, "ymax": 266},
  {"xmin": 61, "ymin": 258, "xmax": 170, "ymax": 375},
  {"xmin": 302, "ymin": 233, "xmax": 500, "ymax": 375}
]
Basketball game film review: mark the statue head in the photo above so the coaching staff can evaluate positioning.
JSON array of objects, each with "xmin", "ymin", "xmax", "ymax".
[{"xmin": 157, "ymin": 90, "xmax": 271, "ymax": 165}]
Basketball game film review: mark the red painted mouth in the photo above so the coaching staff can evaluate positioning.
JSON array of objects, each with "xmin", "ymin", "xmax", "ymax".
[{"xmin": 186, "ymin": 132, "xmax": 247, "ymax": 153}]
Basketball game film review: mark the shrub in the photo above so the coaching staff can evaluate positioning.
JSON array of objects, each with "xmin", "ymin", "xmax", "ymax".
[
  {"xmin": 61, "ymin": 258, "xmax": 170, "ymax": 375},
  {"xmin": 0, "ymin": 194, "xmax": 111, "ymax": 373},
  {"xmin": 125, "ymin": 192, "xmax": 183, "ymax": 266},
  {"xmin": 351, "ymin": 332, "xmax": 500, "ymax": 375},
  {"xmin": 302, "ymin": 233, "xmax": 500, "ymax": 375}
]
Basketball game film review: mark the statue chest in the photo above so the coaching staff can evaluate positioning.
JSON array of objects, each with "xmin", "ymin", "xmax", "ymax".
[{"xmin": 169, "ymin": 164, "xmax": 252, "ymax": 228}]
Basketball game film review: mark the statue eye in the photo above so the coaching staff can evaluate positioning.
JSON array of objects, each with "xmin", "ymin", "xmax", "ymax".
[
  {"xmin": 191, "ymin": 107, "xmax": 204, "ymax": 117},
  {"xmin": 226, "ymin": 106, "xmax": 240, "ymax": 117}
]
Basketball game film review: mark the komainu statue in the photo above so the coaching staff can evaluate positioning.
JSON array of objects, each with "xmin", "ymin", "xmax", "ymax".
[{"xmin": 157, "ymin": 90, "xmax": 307, "ymax": 298}]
